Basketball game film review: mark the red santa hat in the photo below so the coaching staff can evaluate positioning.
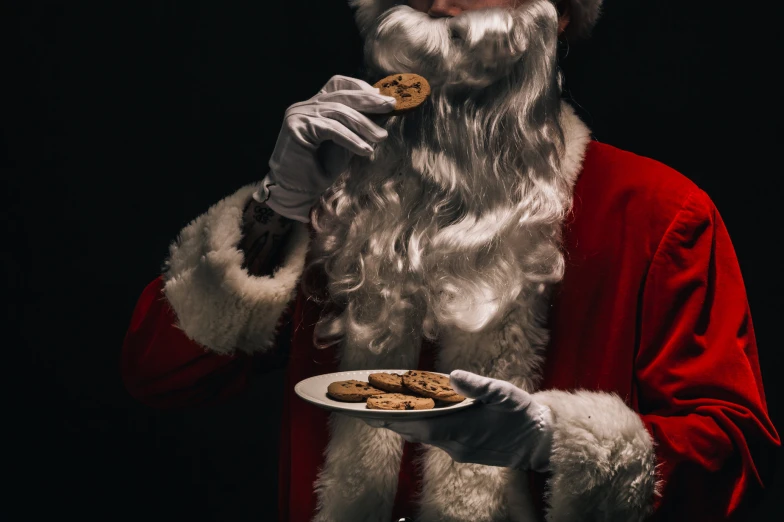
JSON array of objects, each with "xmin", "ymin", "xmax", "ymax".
[{"xmin": 348, "ymin": 0, "xmax": 604, "ymax": 40}]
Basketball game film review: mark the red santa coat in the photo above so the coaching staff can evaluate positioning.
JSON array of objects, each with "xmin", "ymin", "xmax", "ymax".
[{"xmin": 122, "ymin": 110, "xmax": 779, "ymax": 521}]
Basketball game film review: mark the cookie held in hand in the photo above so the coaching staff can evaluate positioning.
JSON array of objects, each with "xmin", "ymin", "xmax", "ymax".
[
  {"xmin": 367, "ymin": 393, "xmax": 435, "ymax": 410},
  {"xmin": 402, "ymin": 370, "xmax": 466, "ymax": 403},
  {"xmin": 373, "ymin": 73, "xmax": 431, "ymax": 114},
  {"xmin": 327, "ymin": 380, "xmax": 385, "ymax": 402}
]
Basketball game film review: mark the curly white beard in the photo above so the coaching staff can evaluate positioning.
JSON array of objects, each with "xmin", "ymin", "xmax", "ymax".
[{"xmin": 305, "ymin": 0, "xmax": 572, "ymax": 357}]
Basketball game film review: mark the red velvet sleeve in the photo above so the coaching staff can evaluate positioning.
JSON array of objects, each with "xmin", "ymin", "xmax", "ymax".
[
  {"xmin": 121, "ymin": 277, "xmax": 289, "ymax": 409},
  {"xmin": 636, "ymin": 189, "xmax": 780, "ymax": 520}
]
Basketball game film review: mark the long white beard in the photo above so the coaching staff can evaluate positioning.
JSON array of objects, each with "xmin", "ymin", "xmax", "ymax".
[{"xmin": 305, "ymin": 0, "xmax": 571, "ymax": 357}]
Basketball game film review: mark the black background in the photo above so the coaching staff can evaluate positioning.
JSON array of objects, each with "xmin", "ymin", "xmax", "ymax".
[{"xmin": 4, "ymin": 0, "xmax": 781, "ymax": 520}]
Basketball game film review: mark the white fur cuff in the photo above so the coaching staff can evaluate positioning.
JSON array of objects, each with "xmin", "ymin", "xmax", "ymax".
[
  {"xmin": 533, "ymin": 390, "xmax": 658, "ymax": 522},
  {"xmin": 162, "ymin": 183, "xmax": 311, "ymax": 355}
]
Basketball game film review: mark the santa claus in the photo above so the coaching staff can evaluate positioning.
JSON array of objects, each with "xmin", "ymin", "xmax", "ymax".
[{"xmin": 122, "ymin": 1, "xmax": 780, "ymax": 521}]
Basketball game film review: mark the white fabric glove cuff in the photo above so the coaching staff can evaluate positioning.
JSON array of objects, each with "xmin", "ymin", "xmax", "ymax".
[
  {"xmin": 525, "ymin": 404, "xmax": 555, "ymax": 473},
  {"xmin": 252, "ymin": 172, "xmax": 318, "ymax": 224}
]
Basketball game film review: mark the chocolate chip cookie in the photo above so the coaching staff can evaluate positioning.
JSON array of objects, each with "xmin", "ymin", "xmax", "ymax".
[
  {"xmin": 402, "ymin": 370, "xmax": 466, "ymax": 403},
  {"xmin": 366, "ymin": 393, "xmax": 435, "ymax": 410},
  {"xmin": 327, "ymin": 380, "xmax": 386, "ymax": 402},
  {"xmin": 373, "ymin": 73, "xmax": 431, "ymax": 114},
  {"xmin": 368, "ymin": 372, "xmax": 406, "ymax": 393}
]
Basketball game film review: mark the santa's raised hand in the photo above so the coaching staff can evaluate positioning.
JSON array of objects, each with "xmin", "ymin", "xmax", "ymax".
[{"xmin": 365, "ymin": 370, "xmax": 554, "ymax": 472}]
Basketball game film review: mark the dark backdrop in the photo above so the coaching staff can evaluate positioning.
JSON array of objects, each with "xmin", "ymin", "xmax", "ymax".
[{"xmin": 4, "ymin": 0, "xmax": 781, "ymax": 520}]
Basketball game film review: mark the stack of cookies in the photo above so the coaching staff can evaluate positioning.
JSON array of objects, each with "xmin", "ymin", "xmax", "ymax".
[{"xmin": 326, "ymin": 370, "xmax": 466, "ymax": 411}]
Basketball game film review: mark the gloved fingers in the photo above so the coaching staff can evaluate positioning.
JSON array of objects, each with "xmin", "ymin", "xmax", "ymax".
[
  {"xmin": 313, "ymin": 102, "xmax": 389, "ymax": 143},
  {"xmin": 436, "ymin": 439, "xmax": 477, "ymax": 464},
  {"xmin": 377, "ymin": 421, "xmax": 421, "ymax": 440},
  {"xmin": 319, "ymin": 74, "xmax": 380, "ymax": 95},
  {"xmin": 317, "ymin": 89, "xmax": 398, "ymax": 114},
  {"xmin": 436, "ymin": 439, "xmax": 518, "ymax": 467},
  {"xmin": 399, "ymin": 433, "xmax": 424, "ymax": 444},
  {"xmin": 390, "ymin": 428, "xmax": 426, "ymax": 444},
  {"xmin": 450, "ymin": 370, "xmax": 532, "ymax": 411},
  {"xmin": 286, "ymin": 105, "xmax": 387, "ymax": 152},
  {"xmin": 292, "ymin": 116, "xmax": 374, "ymax": 157},
  {"xmin": 318, "ymin": 141, "xmax": 354, "ymax": 179},
  {"xmin": 364, "ymin": 419, "xmax": 425, "ymax": 444},
  {"xmin": 379, "ymin": 418, "xmax": 453, "ymax": 445}
]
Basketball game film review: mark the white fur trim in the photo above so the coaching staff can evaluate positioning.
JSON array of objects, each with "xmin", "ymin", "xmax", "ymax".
[
  {"xmin": 313, "ymin": 317, "xmax": 422, "ymax": 521},
  {"xmin": 417, "ymin": 250, "xmax": 553, "ymax": 521},
  {"xmin": 533, "ymin": 390, "xmax": 658, "ymax": 522},
  {"xmin": 313, "ymin": 416, "xmax": 407, "ymax": 522},
  {"xmin": 419, "ymin": 450, "xmax": 530, "ymax": 522},
  {"xmin": 162, "ymin": 183, "xmax": 311, "ymax": 355},
  {"xmin": 559, "ymin": 103, "xmax": 592, "ymax": 186}
]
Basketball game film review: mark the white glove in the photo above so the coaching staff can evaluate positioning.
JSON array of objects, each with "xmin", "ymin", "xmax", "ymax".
[
  {"xmin": 254, "ymin": 75, "xmax": 397, "ymax": 223},
  {"xmin": 366, "ymin": 370, "xmax": 555, "ymax": 472}
]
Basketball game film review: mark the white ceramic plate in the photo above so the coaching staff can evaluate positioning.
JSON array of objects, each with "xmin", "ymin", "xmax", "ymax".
[{"xmin": 294, "ymin": 370, "xmax": 476, "ymax": 420}]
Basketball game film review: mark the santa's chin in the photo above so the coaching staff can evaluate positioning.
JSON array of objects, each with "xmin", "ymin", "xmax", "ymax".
[{"xmin": 363, "ymin": 1, "xmax": 560, "ymax": 91}]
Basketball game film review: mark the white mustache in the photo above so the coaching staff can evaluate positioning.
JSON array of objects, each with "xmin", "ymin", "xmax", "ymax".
[{"xmin": 364, "ymin": 1, "xmax": 559, "ymax": 88}]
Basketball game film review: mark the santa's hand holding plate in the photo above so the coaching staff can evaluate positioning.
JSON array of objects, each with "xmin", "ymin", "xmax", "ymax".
[{"xmin": 365, "ymin": 370, "xmax": 555, "ymax": 472}]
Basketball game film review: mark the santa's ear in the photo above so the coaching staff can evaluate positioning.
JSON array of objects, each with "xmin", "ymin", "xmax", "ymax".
[{"xmin": 556, "ymin": 0, "xmax": 603, "ymax": 40}]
